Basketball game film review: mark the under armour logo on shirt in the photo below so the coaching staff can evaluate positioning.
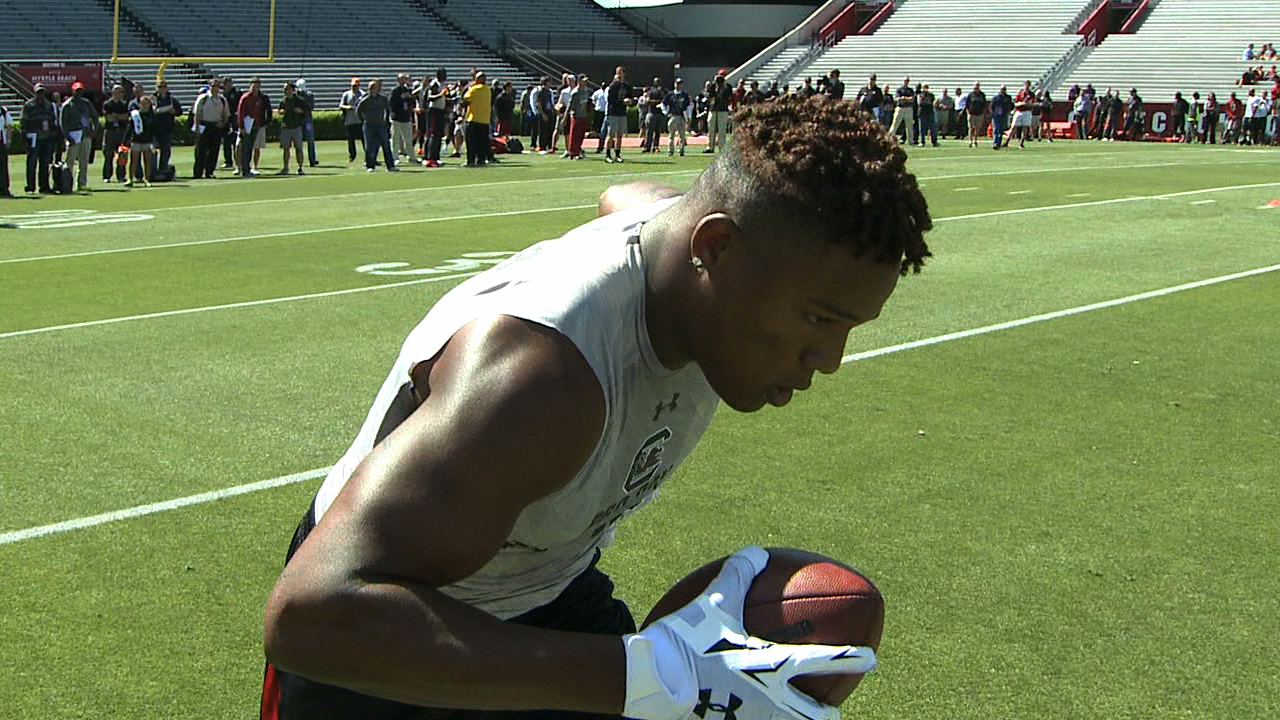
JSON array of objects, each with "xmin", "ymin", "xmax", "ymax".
[{"xmin": 653, "ymin": 393, "xmax": 680, "ymax": 421}]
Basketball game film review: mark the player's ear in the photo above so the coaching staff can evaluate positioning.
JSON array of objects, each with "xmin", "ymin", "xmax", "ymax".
[{"xmin": 688, "ymin": 213, "xmax": 742, "ymax": 272}]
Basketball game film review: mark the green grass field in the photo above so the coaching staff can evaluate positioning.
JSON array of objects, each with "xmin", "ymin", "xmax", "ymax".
[{"xmin": 2, "ymin": 139, "xmax": 1279, "ymax": 719}]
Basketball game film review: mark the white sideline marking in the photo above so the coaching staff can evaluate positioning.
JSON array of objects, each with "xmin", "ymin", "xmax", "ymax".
[
  {"xmin": 4, "ymin": 262, "xmax": 1279, "ymax": 547},
  {"xmin": 1190, "ymin": 200, "xmax": 1216, "ymax": 205},
  {"xmin": 0, "ymin": 272, "xmax": 480, "ymax": 340},
  {"xmin": 842, "ymin": 263, "xmax": 1280, "ymax": 364},
  {"xmin": 1066, "ymin": 193, "xmax": 1091, "ymax": 198},
  {"xmin": 135, "ymin": 168, "xmax": 702, "ymax": 215},
  {"xmin": 6, "ymin": 180, "xmax": 1280, "ymax": 340},
  {"xmin": 5, "ymin": 160, "xmax": 1275, "ymax": 265},
  {"xmin": 1007, "ymin": 190, "xmax": 1033, "ymax": 195},
  {"xmin": 0, "ymin": 468, "xmax": 329, "ymax": 546},
  {"xmin": 0, "ymin": 204, "xmax": 597, "ymax": 265}
]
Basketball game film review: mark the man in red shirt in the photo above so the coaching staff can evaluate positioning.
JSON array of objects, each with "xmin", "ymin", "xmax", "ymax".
[
  {"xmin": 237, "ymin": 78, "xmax": 270, "ymax": 176},
  {"xmin": 1006, "ymin": 81, "xmax": 1037, "ymax": 149},
  {"xmin": 1223, "ymin": 92, "xmax": 1245, "ymax": 144},
  {"xmin": 1271, "ymin": 79, "xmax": 1280, "ymax": 145}
]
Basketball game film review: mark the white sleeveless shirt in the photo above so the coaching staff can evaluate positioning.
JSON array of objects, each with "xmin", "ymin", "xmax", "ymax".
[{"xmin": 313, "ymin": 199, "xmax": 720, "ymax": 619}]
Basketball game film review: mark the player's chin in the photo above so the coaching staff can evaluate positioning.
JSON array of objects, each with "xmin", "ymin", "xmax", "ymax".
[{"xmin": 721, "ymin": 387, "xmax": 789, "ymax": 413}]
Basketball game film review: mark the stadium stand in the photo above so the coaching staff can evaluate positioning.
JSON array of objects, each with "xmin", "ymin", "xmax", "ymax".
[
  {"xmin": 750, "ymin": 46, "xmax": 815, "ymax": 88},
  {"xmin": 105, "ymin": 0, "xmax": 538, "ymax": 105},
  {"xmin": 3, "ymin": 0, "xmax": 155, "ymax": 59},
  {"xmin": 1060, "ymin": 0, "xmax": 1280, "ymax": 99},
  {"xmin": 758, "ymin": 0, "xmax": 1090, "ymax": 94},
  {"xmin": 429, "ymin": 0, "xmax": 666, "ymax": 57},
  {"xmin": 1, "ymin": 0, "xmax": 557, "ymax": 114}
]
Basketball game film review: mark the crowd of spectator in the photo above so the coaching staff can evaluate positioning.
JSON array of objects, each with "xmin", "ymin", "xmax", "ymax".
[{"xmin": 6, "ymin": 53, "xmax": 1280, "ymax": 198}]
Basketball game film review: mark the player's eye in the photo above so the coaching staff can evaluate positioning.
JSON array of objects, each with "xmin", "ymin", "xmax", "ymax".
[{"xmin": 805, "ymin": 313, "xmax": 834, "ymax": 325}]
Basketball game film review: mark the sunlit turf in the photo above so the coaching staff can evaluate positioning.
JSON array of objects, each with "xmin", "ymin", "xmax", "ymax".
[{"xmin": 2, "ymin": 139, "xmax": 1278, "ymax": 719}]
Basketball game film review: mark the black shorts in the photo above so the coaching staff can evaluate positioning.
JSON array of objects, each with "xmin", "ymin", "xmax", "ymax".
[{"xmin": 261, "ymin": 505, "xmax": 636, "ymax": 720}]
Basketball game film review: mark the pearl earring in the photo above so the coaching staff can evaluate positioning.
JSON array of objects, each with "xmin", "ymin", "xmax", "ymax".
[{"xmin": 691, "ymin": 256, "xmax": 705, "ymax": 273}]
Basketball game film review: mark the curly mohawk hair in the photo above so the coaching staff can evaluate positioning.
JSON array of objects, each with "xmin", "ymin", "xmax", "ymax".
[{"xmin": 715, "ymin": 95, "xmax": 933, "ymax": 274}]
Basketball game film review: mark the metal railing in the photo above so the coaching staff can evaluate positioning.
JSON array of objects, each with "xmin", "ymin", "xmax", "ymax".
[
  {"xmin": 603, "ymin": 4, "xmax": 678, "ymax": 48},
  {"xmin": 1039, "ymin": 35, "xmax": 1092, "ymax": 93},
  {"xmin": 505, "ymin": 37, "xmax": 580, "ymax": 86},
  {"xmin": 0, "ymin": 63, "xmax": 35, "ymax": 98},
  {"xmin": 500, "ymin": 32, "xmax": 674, "ymax": 58},
  {"xmin": 774, "ymin": 43, "xmax": 825, "ymax": 85}
]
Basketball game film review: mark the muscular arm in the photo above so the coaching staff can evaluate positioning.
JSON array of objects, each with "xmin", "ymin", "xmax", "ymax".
[
  {"xmin": 264, "ymin": 315, "xmax": 623, "ymax": 712},
  {"xmin": 597, "ymin": 181, "xmax": 683, "ymax": 217}
]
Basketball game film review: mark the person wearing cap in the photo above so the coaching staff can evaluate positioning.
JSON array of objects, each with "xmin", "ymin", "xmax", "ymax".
[
  {"xmin": 705, "ymin": 71, "xmax": 732, "ymax": 154},
  {"xmin": 565, "ymin": 74, "xmax": 591, "ymax": 159},
  {"xmin": 192, "ymin": 78, "xmax": 229, "ymax": 178},
  {"xmin": 662, "ymin": 78, "xmax": 691, "ymax": 157},
  {"xmin": 21, "ymin": 85, "xmax": 58, "ymax": 193},
  {"xmin": 296, "ymin": 79, "xmax": 319, "ymax": 167},
  {"xmin": 339, "ymin": 77, "xmax": 365, "ymax": 163},
  {"xmin": 60, "ymin": 81, "xmax": 99, "ymax": 191},
  {"xmin": 153, "ymin": 79, "xmax": 182, "ymax": 178},
  {"xmin": 0, "ymin": 102, "xmax": 15, "ymax": 197},
  {"xmin": 278, "ymin": 81, "xmax": 307, "ymax": 175},
  {"xmin": 221, "ymin": 78, "xmax": 243, "ymax": 169},
  {"xmin": 100, "ymin": 84, "xmax": 130, "ymax": 183},
  {"xmin": 390, "ymin": 73, "xmax": 417, "ymax": 164}
]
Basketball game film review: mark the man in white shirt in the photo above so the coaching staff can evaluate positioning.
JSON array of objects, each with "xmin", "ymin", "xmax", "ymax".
[
  {"xmin": 339, "ymin": 77, "xmax": 365, "ymax": 163},
  {"xmin": 1244, "ymin": 88, "xmax": 1268, "ymax": 145},
  {"xmin": 662, "ymin": 78, "xmax": 692, "ymax": 156},
  {"xmin": 192, "ymin": 79, "xmax": 230, "ymax": 179},
  {"xmin": 0, "ymin": 104, "xmax": 14, "ymax": 197},
  {"xmin": 259, "ymin": 95, "xmax": 934, "ymax": 720},
  {"xmin": 591, "ymin": 83, "xmax": 608, "ymax": 153}
]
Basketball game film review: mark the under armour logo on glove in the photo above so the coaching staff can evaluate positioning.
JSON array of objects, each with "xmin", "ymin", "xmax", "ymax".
[{"xmin": 621, "ymin": 546, "xmax": 877, "ymax": 720}]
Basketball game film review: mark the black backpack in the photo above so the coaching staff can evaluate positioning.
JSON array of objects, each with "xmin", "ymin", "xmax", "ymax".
[
  {"xmin": 53, "ymin": 162, "xmax": 74, "ymax": 194},
  {"xmin": 505, "ymin": 137, "xmax": 524, "ymax": 154}
]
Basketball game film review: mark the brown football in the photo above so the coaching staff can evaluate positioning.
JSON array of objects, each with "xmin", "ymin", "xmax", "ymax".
[{"xmin": 641, "ymin": 548, "xmax": 884, "ymax": 706}]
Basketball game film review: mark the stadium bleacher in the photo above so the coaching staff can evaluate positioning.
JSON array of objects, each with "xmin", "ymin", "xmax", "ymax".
[
  {"xmin": 1060, "ymin": 0, "xmax": 1280, "ymax": 100},
  {"xmin": 430, "ymin": 0, "xmax": 664, "ymax": 56},
  {"xmin": 104, "ymin": 0, "xmax": 538, "ymax": 108},
  {"xmin": 772, "ymin": 0, "xmax": 1089, "ymax": 95},
  {"xmin": 4, "ymin": 0, "xmax": 155, "ymax": 59}
]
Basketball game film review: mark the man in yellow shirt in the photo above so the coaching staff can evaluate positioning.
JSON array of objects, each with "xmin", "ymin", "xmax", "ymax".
[{"xmin": 463, "ymin": 72, "xmax": 492, "ymax": 167}]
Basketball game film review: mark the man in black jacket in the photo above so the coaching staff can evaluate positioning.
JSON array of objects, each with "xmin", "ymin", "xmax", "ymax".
[
  {"xmin": 20, "ymin": 85, "xmax": 58, "ymax": 193},
  {"xmin": 153, "ymin": 79, "xmax": 182, "ymax": 177}
]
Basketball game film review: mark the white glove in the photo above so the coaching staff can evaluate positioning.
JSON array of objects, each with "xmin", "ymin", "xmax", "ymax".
[{"xmin": 623, "ymin": 546, "xmax": 877, "ymax": 720}]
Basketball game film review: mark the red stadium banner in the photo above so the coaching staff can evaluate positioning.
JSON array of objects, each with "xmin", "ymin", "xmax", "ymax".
[{"xmin": 10, "ymin": 62, "xmax": 104, "ymax": 94}]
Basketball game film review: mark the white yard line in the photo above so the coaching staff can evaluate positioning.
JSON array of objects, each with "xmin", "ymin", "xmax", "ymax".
[
  {"xmin": 5, "ymin": 260, "xmax": 1279, "ymax": 547},
  {"xmin": 0, "ymin": 272, "xmax": 480, "ymax": 340},
  {"xmin": 5, "ymin": 180, "xmax": 1279, "ymax": 340},
  {"xmin": 125, "ymin": 168, "xmax": 702, "ymax": 215},
  {"xmin": 0, "ymin": 468, "xmax": 329, "ymax": 546},
  {"xmin": 842, "ymin": 263, "xmax": 1280, "ymax": 364},
  {"xmin": 1, "ymin": 204, "xmax": 597, "ymax": 265},
  {"xmin": 6, "ymin": 156, "xmax": 1272, "ymax": 265}
]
